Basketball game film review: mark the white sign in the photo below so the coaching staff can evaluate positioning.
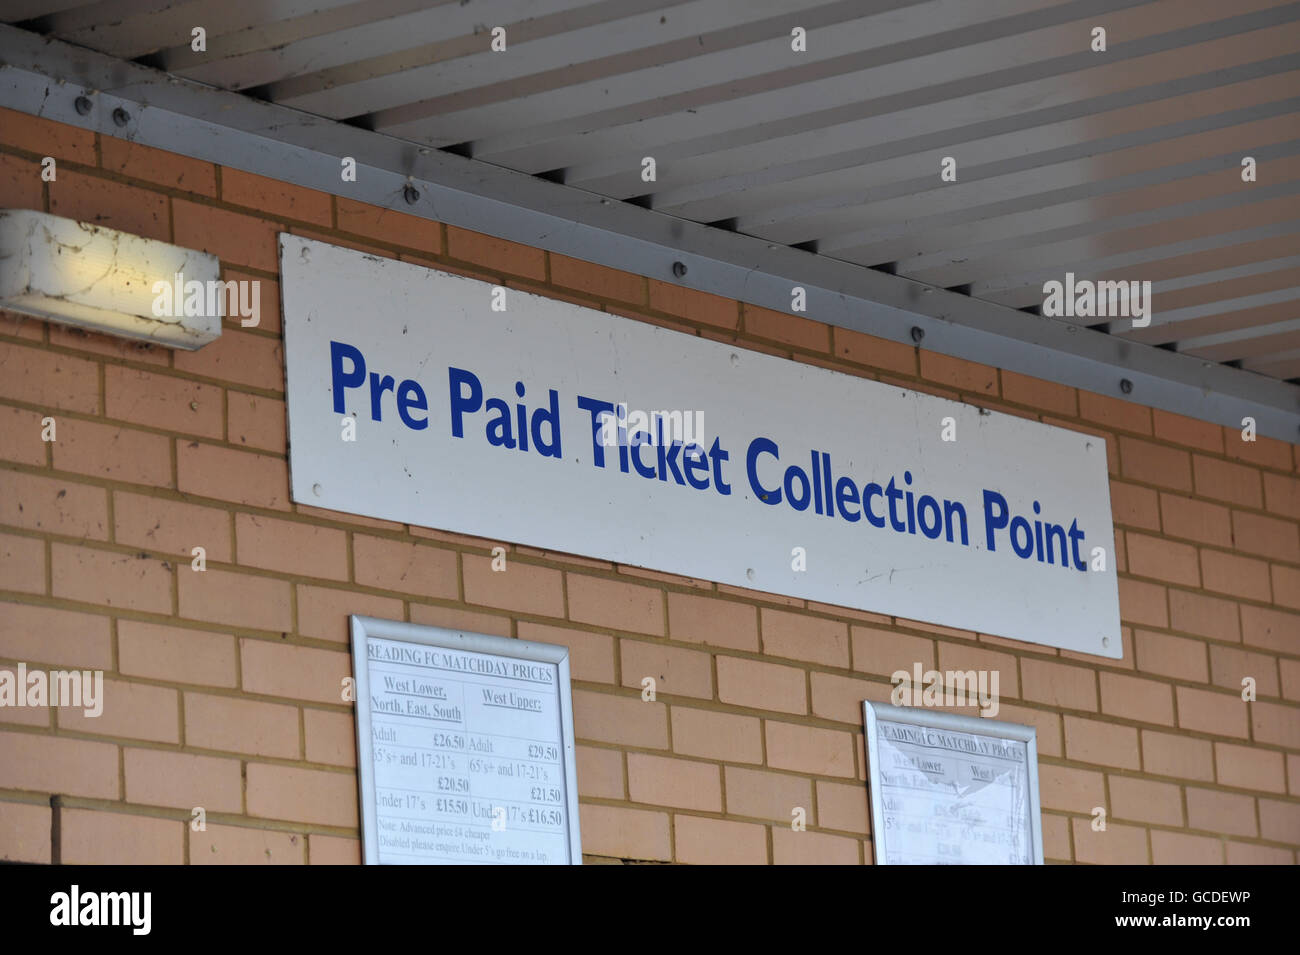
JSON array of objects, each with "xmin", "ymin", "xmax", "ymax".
[
  {"xmin": 350, "ymin": 616, "xmax": 581, "ymax": 865},
  {"xmin": 282, "ymin": 235, "xmax": 1120, "ymax": 657},
  {"xmin": 863, "ymin": 701, "xmax": 1043, "ymax": 865}
]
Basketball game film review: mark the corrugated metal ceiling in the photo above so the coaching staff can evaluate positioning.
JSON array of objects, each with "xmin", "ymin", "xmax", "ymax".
[{"xmin": 9, "ymin": 0, "xmax": 1300, "ymax": 381}]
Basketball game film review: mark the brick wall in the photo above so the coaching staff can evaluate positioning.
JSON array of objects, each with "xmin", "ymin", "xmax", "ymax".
[{"xmin": 0, "ymin": 106, "xmax": 1297, "ymax": 864}]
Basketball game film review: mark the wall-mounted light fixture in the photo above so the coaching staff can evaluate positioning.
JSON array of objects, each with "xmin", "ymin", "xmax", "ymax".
[{"xmin": 0, "ymin": 209, "xmax": 222, "ymax": 350}]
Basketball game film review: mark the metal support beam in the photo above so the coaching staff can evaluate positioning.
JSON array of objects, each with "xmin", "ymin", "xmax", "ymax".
[{"xmin": 1, "ymin": 24, "xmax": 1297, "ymax": 442}]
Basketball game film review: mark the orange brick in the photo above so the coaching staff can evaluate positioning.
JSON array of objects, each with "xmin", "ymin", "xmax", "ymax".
[
  {"xmin": 445, "ymin": 226, "xmax": 546, "ymax": 281},
  {"xmin": 1134, "ymin": 630, "xmax": 1207, "ymax": 682},
  {"xmin": 1110, "ymin": 481, "xmax": 1160, "ymax": 531},
  {"xmin": 579, "ymin": 804, "xmax": 670, "ymax": 861},
  {"xmin": 1231, "ymin": 510, "xmax": 1300, "ymax": 563},
  {"xmin": 0, "ymin": 405, "xmax": 47, "ymax": 466},
  {"xmin": 550, "ymin": 254, "xmax": 644, "ymax": 303},
  {"xmin": 1119, "ymin": 437, "xmax": 1191, "ymax": 491},
  {"xmin": 234, "ymin": 513, "xmax": 347, "ymax": 581},
  {"xmin": 717, "ymin": 656, "xmax": 806, "ymax": 714},
  {"xmin": 1226, "ymin": 841, "xmax": 1292, "ymax": 864},
  {"xmin": 240, "ymin": 639, "xmax": 350, "ymax": 705},
  {"xmin": 1209, "ymin": 644, "xmax": 1279, "ymax": 696},
  {"xmin": 1125, "ymin": 533, "xmax": 1200, "ymax": 586},
  {"xmin": 1175, "ymin": 686, "xmax": 1250, "ymax": 738},
  {"xmin": 674, "ymin": 814, "xmax": 767, "ymax": 864},
  {"xmin": 58, "ymin": 677, "xmax": 178, "ymax": 743},
  {"xmin": 335, "ymin": 197, "xmax": 440, "ymax": 254},
  {"xmin": 1037, "ymin": 764, "xmax": 1106, "ymax": 813},
  {"xmin": 1170, "ymin": 589, "xmax": 1239, "ymax": 641},
  {"xmin": 463, "ymin": 554, "xmax": 563, "ymax": 617},
  {"xmin": 60, "ymin": 808, "xmax": 182, "ymax": 864},
  {"xmin": 832, "ymin": 327, "xmax": 916, "ymax": 375},
  {"xmin": 0, "ymin": 341, "xmax": 99, "ymax": 413},
  {"xmin": 308, "ymin": 834, "xmax": 360, "ymax": 864},
  {"xmin": 191, "ymin": 824, "xmax": 305, "ymax": 865},
  {"xmin": 0, "ymin": 800, "xmax": 51, "ymax": 863},
  {"xmin": 627, "ymin": 753, "xmax": 721, "ymax": 811},
  {"xmin": 1099, "ymin": 672, "xmax": 1174, "ymax": 725},
  {"xmin": 1159, "ymin": 493, "xmax": 1232, "ymax": 546},
  {"xmin": 567, "ymin": 574, "xmax": 663, "ymax": 635},
  {"xmin": 765, "ymin": 721, "xmax": 855, "ymax": 778},
  {"xmin": 185, "ymin": 691, "xmax": 299, "ymax": 758},
  {"xmin": 1108, "ymin": 775, "xmax": 1183, "ymax": 826},
  {"xmin": 1018, "ymin": 658, "xmax": 1097, "ymax": 711},
  {"xmin": 1042, "ymin": 813, "xmax": 1071, "ymax": 862},
  {"xmin": 1150, "ymin": 829, "xmax": 1221, "ymax": 864},
  {"xmin": 173, "ymin": 198, "xmax": 283, "ymax": 272},
  {"xmin": 0, "ymin": 106, "xmax": 95, "ymax": 161},
  {"xmin": 53, "ymin": 418, "xmax": 172, "ymax": 487},
  {"xmin": 576, "ymin": 745, "xmax": 623, "ymax": 799},
  {"xmin": 179, "ymin": 568, "xmax": 290, "ymax": 632},
  {"xmin": 816, "ymin": 779, "xmax": 870, "ymax": 833},
  {"xmin": 667, "ymin": 592, "xmax": 759, "ymax": 651},
  {"xmin": 1079, "ymin": 390, "xmax": 1151, "ymax": 434},
  {"xmin": 918, "ymin": 351, "xmax": 997, "ymax": 395},
  {"xmin": 1142, "ymin": 729, "xmax": 1214, "ymax": 781},
  {"xmin": 0, "ymin": 153, "xmax": 41, "ymax": 212},
  {"xmin": 1193, "ymin": 455, "xmax": 1262, "ymax": 507},
  {"xmin": 1001, "ymin": 370, "xmax": 1077, "ymax": 416},
  {"xmin": 1284, "ymin": 660, "xmax": 1300, "ymax": 703},
  {"xmin": 50, "ymin": 170, "xmax": 169, "ymax": 241},
  {"xmin": 996, "ymin": 702, "xmax": 1063, "ymax": 757},
  {"xmin": 1263, "ymin": 472, "xmax": 1300, "ymax": 520},
  {"xmin": 1223, "ymin": 429, "xmax": 1292, "ymax": 470},
  {"xmin": 100, "ymin": 137, "xmax": 216, "ymax": 195},
  {"xmin": 124, "ymin": 748, "xmax": 242, "ymax": 812},
  {"xmin": 114, "ymin": 491, "xmax": 232, "ymax": 561},
  {"xmin": 761, "ymin": 608, "xmax": 848, "ymax": 667},
  {"xmin": 1, "ymin": 472, "xmax": 107, "ymax": 541},
  {"xmin": 724, "ymin": 765, "xmax": 811, "ymax": 823},
  {"xmin": 51, "ymin": 544, "xmax": 172, "ymax": 613},
  {"xmin": 1251, "ymin": 700, "xmax": 1300, "ymax": 749},
  {"xmin": 0, "ymin": 731, "xmax": 117, "ymax": 798},
  {"xmin": 47, "ymin": 322, "xmax": 169, "ymax": 365},
  {"xmin": 304, "ymin": 707, "xmax": 355, "ymax": 767},
  {"xmin": 742, "ymin": 304, "xmax": 828, "ymax": 351},
  {"xmin": 1200, "ymin": 549, "xmax": 1270, "ymax": 602},
  {"xmin": 0, "ymin": 531, "xmax": 43, "ymax": 593},
  {"xmin": 118, "ymin": 620, "xmax": 237, "ymax": 688},
  {"xmin": 1071, "ymin": 818, "xmax": 1148, "ymax": 864},
  {"xmin": 573, "ymin": 689, "xmax": 667, "ymax": 748},
  {"xmin": 620, "ymin": 639, "xmax": 712, "ymax": 699},
  {"xmin": 810, "ymin": 671, "xmax": 883, "ymax": 724},
  {"xmin": 516, "ymin": 621, "xmax": 615, "ymax": 683},
  {"xmin": 177, "ymin": 442, "xmax": 290, "ymax": 511},
  {"xmin": 936, "ymin": 642, "xmax": 1020, "ymax": 697},
  {"xmin": 222, "ymin": 169, "xmax": 331, "ymax": 225},
  {"xmin": 772, "ymin": 827, "xmax": 860, "ymax": 865},
  {"xmin": 1064, "ymin": 715, "xmax": 1139, "ymax": 769},
  {"xmin": 296, "ymin": 584, "xmax": 403, "ymax": 644},
  {"xmin": 353, "ymin": 537, "xmax": 460, "ymax": 597},
  {"xmin": 850, "ymin": 625, "xmax": 935, "ymax": 678},
  {"xmin": 1273, "ymin": 564, "xmax": 1300, "ymax": 611},
  {"xmin": 1215, "ymin": 742, "xmax": 1286, "ymax": 793},
  {"xmin": 1259, "ymin": 798, "xmax": 1300, "ymax": 843},
  {"xmin": 227, "ymin": 391, "xmax": 286, "ymax": 452},
  {"xmin": 670, "ymin": 706, "xmax": 761, "ymax": 763},
  {"xmin": 0, "ymin": 602, "xmax": 111, "ymax": 669},
  {"xmin": 105, "ymin": 365, "xmax": 223, "ymax": 438},
  {"xmin": 647, "ymin": 280, "xmax": 738, "ymax": 330},
  {"xmin": 1240, "ymin": 604, "xmax": 1298, "ymax": 654},
  {"xmin": 173, "ymin": 328, "xmax": 284, "ymax": 393},
  {"xmin": 1186, "ymin": 787, "xmax": 1256, "ymax": 837},
  {"xmin": 1118, "ymin": 577, "xmax": 1168, "ymax": 628},
  {"xmin": 246, "ymin": 763, "xmax": 358, "ymax": 827},
  {"xmin": 1152, "ymin": 409, "xmax": 1224, "ymax": 453},
  {"xmin": 409, "ymin": 603, "xmax": 511, "ymax": 639}
]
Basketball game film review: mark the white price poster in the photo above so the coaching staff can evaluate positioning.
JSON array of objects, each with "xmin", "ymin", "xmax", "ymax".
[{"xmin": 351, "ymin": 616, "xmax": 582, "ymax": 865}]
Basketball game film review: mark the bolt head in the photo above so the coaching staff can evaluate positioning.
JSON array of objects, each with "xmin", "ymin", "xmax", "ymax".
[
  {"xmin": 111, "ymin": 107, "xmax": 130, "ymax": 127},
  {"xmin": 74, "ymin": 96, "xmax": 92, "ymax": 116}
]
